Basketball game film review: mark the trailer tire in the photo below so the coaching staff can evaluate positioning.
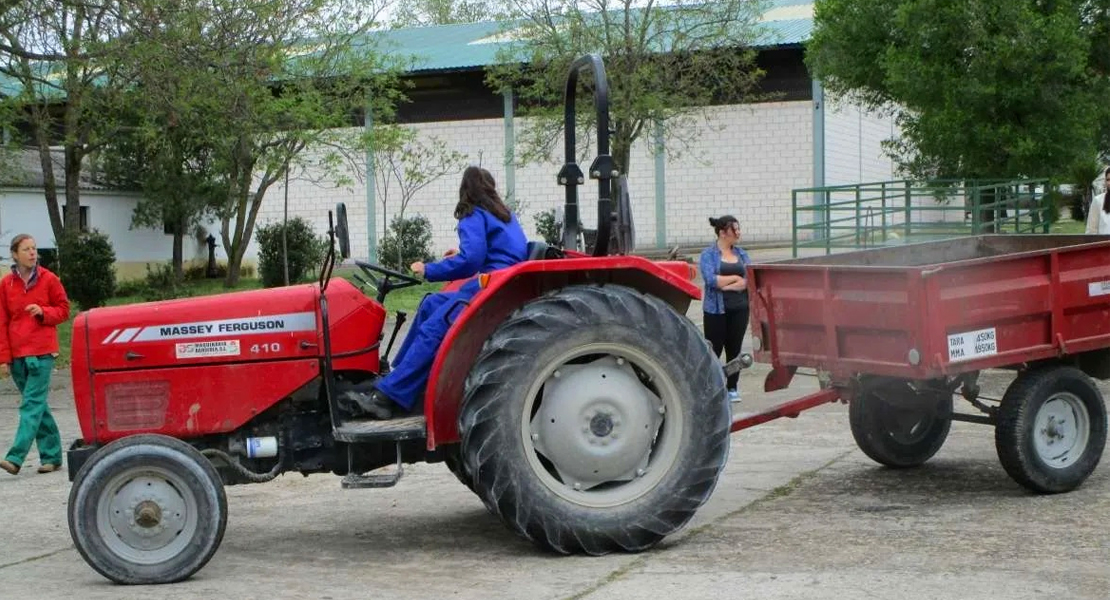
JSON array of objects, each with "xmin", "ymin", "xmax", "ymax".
[
  {"xmin": 995, "ymin": 366, "xmax": 1107, "ymax": 493},
  {"xmin": 460, "ymin": 284, "xmax": 730, "ymax": 555},
  {"xmin": 68, "ymin": 434, "xmax": 227, "ymax": 585},
  {"xmin": 849, "ymin": 379, "xmax": 952, "ymax": 468}
]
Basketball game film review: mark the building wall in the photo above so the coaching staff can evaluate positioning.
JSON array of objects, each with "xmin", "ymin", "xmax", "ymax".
[
  {"xmin": 0, "ymin": 188, "xmax": 214, "ymax": 279},
  {"xmin": 824, "ymin": 96, "xmax": 898, "ymax": 186},
  {"xmin": 258, "ymin": 99, "xmax": 818, "ymax": 259}
]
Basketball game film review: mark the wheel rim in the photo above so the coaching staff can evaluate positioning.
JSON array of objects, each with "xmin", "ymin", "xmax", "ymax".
[
  {"xmin": 521, "ymin": 343, "xmax": 684, "ymax": 509},
  {"xmin": 96, "ymin": 466, "xmax": 200, "ymax": 565},
  {"xmin": 1032, "ymin": 392, "xmax": 1091, "ymax": 469},
  {"xmin": 876, "ymin": 393, "xmax": 942, "ymax": 445}
]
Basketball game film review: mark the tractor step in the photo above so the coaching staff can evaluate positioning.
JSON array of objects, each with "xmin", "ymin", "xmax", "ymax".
[
  {"xmin": 334, "ymin": 415, "xmax": 426, "ymax": 443},
  {"xmin": 341, "ymin": 444, "xmax": 404, "ymax": 489},
  {"xmin": 341, "ymin": 466, "xmax": 403, "ymax": 489}
]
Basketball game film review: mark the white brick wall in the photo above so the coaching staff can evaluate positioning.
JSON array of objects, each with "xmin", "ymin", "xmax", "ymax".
[
  {"xmin": 252, "ymin": 100, "xmax": 818, "ymax": 258},
  {"xmin": 824, "ymin": 96, "xmax": 898, "ymax": 186}
]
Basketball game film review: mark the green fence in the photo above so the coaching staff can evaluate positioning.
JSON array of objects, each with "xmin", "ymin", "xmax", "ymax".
[{"xmin": 791, "ymin": 179, "xmax": 1055, "ymax": 257}]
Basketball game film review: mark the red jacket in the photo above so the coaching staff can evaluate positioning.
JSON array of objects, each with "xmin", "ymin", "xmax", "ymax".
[{"xmin": 0, "ymin": 266, "xmax": 71, "ymax": 363}]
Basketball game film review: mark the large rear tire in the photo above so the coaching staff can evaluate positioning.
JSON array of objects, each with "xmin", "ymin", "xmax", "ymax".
[
  {"xmin": 995, "ymin": 366, "xmax": 1107, "ymax": 493},
  {"xmin": 849, "ymin": 378, "xmax": 953, "ymax": 468},
  {"xmin": 68, "ymin": 434, "xmax": 228, "ymax": 584},
  {"xmin": 460, "ymin": 285, "xmax": 730, "ymax": 555}
]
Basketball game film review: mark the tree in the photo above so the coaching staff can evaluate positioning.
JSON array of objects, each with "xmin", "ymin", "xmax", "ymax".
[
  {"xmin": 486, "ymin": 0, "xmax": 768, "ymax": 178},
  {"xmin": 807, "ymin": 0, "xmax": 1110, "ymax": 184},
  {"xmin": 390, "ymin": 0, "xmax": 502, "ymax": 27},
  {"xmin": 116, "ymin": 0, "xmax": 406, "ymax": 287},
  {"xmin": 0, "ymin": 0, "xmax": 133, "ymax": 241},
  {"xmin": 372, "ymin": 125, "xmax": 466, "ymax": 258}
]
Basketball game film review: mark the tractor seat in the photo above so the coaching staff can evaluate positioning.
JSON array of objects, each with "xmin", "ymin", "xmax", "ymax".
[{"xmin": 525, "ymin": 241, "xmax": 565, "ymax": 261}]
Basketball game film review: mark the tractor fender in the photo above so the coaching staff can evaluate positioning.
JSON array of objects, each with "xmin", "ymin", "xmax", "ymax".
[{"xmin": 423, "ymin": 256, "xmax": 700, "ymax": 449}]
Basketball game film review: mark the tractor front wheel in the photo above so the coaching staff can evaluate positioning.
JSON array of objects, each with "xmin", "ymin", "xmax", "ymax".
[
  {"xmin": 68, "ymin": 434, "xmax": 228, "ymax": 584},
  {"xmin": 460, "ymin": 285, "xmax": 730, "ymax": 554}
]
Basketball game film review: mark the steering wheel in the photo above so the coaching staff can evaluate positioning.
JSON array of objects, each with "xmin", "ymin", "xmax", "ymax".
[
  {"xmin": 353, "ymin": 260, "xmax": 424, "ymax": 303},
  {"xmin": 355, "ymin": 260, "xmax": 423, "ymax": 285}
]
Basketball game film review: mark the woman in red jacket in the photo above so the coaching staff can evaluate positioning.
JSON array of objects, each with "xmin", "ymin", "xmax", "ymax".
[{"xmin": 0, "ymin": 234, "xmax": 70, "ymax": 475}]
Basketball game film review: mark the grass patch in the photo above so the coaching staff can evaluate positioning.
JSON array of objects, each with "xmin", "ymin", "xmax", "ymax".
[{"xmin": 1050, "ymin": 218, "xmax": 1086, "ymax": 235}]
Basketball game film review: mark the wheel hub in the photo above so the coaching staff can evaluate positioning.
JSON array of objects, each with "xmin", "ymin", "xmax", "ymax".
[
  {"xmin": 590, "ymin": 413, "xmax": 615, "ymax": 437},
  {"xmin": 530, "ymin": 356, "xmax": 663, "ymax": 491},
  {"xmin": 103, "ymin": 473, "xmax": 192, "ymax": 560},
  {"xmin": 1033, "ymin": 393, "xmax": 1090, "ymax": 469},
  {"xmin": 134, "ymin": 501, "xmax": 163, "ymax": 529}
]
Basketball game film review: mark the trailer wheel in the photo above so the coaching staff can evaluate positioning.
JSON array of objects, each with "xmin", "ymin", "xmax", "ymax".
[
  {"xmin": 995, "ymin": 366, "xmax": 1107, "ymax": 493},
  {"xmin": 460, "ymin": 285, "xmax": 730, "ymax": 554},
  {"xmin": 68, "ymin": 434, "xmax": 227, "ymax": 585},
  {"xmin": 849, "ymin": 379, "xmax": 953, "ymax": 468}
]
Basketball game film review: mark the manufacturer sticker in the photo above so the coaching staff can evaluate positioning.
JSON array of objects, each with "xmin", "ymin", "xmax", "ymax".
[
  {"xmin": 947, "ymin": 327, "xmax": 997, "ymax": 363},
  {"xmin": 1088, "ymin": 281, "xmax": 1110, "ymax": 297},
  {"xmin": 103, "ymin": 311, "xmax": 316, "ymax": 344},
  {"xmin": 175, "ymin": 340, "xmax": 241, "ymax": 359}
]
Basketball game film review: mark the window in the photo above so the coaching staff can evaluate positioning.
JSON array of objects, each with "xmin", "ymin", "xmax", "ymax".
[{"xmin": 64, "ymin": 205, "xmax": 90, "ymax": 231}]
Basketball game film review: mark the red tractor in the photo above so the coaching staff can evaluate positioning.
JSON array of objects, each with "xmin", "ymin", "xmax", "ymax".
[{"xmin": 64, "ymin": 55, "xmax": 735, "ymax": 584}]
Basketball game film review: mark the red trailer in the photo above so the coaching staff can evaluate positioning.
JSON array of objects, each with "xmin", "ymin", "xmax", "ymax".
[{"xmin": 734, "ymin": 234, "xmax": 1110, "ymax": 493}]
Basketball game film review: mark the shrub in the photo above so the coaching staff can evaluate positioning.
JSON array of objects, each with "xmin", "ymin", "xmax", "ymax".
[
  {"xmin": 256, "ymin": 217, "xmax": 327, "ymax": 288},
  {"xmin": 114, "ymin": 278, "xmax": 147, "ymax": 298},
  {"xmin": 378, "ymin": 214, "xmax": 433, "ymax": 271},
  {"xmin": 57, "ymin": 229, "xmax": 116, "ymax": 310},
  {"xmin": 184, "ymin": 262, "xmax": 225, "ymax": 282},
  {"xmin": 535, "ymin": 209, "xmax": 562, "ymax": 247},
  {"xmin": 37, "ymin": 247, "xmax": 59, "ymax": 272},
  {"xmin": 140, "ymin": 262, "xmax": 194, "ymax": 302}
]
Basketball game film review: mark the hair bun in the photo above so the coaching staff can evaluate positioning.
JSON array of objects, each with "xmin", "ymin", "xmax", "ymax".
[{"xmin": 708, "ymin": 217, "xmax": 718, "ymax": 227}]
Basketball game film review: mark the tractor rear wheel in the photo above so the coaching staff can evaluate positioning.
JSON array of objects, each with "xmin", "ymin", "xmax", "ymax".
[
  {"xmin": 68, "ymin": 434, "xmax": 227, "ymax": 584},
  {"xmin": 459, "ymin": 285, "xmax": 730, "ymax": 554}
]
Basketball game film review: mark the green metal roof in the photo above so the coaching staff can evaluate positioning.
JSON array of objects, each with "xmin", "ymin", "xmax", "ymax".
[
  {"xmin": 377, "ymin": 0, "xmax": 814, "ymax": 74},
  {"xmin": 0, "ymin": 1, "xmax": 814, "ymax": 97}
]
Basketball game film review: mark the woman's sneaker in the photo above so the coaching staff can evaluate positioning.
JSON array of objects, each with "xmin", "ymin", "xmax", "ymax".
[{"xmin": 727, "ymin": 389, "xmax": 741, "ymax": 403}]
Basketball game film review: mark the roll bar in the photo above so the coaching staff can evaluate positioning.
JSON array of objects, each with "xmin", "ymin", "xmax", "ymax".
[{"xmin": 557, "ymin": 54, "xmax": 614, "ymax": 256}]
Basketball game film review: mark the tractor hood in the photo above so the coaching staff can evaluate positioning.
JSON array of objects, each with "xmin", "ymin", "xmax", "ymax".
[{"xmin": 81, "ymin": 284, "xmax": 322, "ymax": 372}]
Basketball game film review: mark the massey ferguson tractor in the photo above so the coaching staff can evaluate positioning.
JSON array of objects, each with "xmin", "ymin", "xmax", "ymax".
[{"xmin": 64, "ymin": 55, "xmax": 733, "ymax": 584}]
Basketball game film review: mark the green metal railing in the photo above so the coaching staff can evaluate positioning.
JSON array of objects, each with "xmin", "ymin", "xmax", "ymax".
[{"xmin": 791, "ymin": 179, "xmax": 1055, "ymax": 257}]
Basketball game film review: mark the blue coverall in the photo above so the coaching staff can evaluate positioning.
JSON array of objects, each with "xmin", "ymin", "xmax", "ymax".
[{"xmin": 375, "ymin": 207, "xmax": 528, "ymax": 409}]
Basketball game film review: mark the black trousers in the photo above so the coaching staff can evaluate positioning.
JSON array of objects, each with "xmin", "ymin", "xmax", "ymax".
[{"xmin": 704, "ymin": 307, "xmax": 749, "ymax": 391}]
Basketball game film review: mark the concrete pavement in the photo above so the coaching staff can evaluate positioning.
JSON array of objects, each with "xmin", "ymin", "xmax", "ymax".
[{"xmin": 1, "ymin": 282, "xmax": 1107, "ymax": 599}]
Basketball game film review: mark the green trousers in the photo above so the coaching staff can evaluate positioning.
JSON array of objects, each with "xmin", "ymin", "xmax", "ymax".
[{"xmin": 4, "ymin": 355, "xmax": 61, "ymax": 468}]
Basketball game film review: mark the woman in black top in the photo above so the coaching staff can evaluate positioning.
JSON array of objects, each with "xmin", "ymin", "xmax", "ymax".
[{"xmin": 697, "ymin": 215, "xmax": 751, "ymax": 402}]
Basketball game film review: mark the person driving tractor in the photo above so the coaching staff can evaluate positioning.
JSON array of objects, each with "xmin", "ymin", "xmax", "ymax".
[{"xmin": 340, "ymin": 166, "xmax": 528, "ymax": 420}]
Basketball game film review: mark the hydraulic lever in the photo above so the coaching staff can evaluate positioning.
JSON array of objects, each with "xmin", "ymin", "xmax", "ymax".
[{"xmin": 380, "ymin": 311, "xmax": 408, "ymax": 373}]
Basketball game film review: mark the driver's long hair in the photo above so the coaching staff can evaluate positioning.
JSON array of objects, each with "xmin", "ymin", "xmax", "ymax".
[{"xmin": 455, "ymin": 166, "xmax": 511, "ymax": 223}]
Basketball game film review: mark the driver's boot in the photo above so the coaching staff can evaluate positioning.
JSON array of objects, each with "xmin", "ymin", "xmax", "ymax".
[{"xmin": 338, "ymin": 389, "xmax": 394, "ymax": 420}]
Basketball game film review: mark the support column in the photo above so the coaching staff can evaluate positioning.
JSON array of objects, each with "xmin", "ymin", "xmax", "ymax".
[
  {"xmin": 503, "ymin": 88, "xmax": 516, "ymax": 207},
  {"xmin": 654, "ymin": 120, "xmax": 666, "ymax": 249},
  {"xmin": 365, "ymin": 100, "xmax": 377, "ymax": 262},
  {"xmin": 812, "ymin": 78, "xmax": 826, "ymax": 238}
]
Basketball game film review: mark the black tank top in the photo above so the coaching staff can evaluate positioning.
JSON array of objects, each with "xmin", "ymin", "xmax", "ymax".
[{"xmin": 719, "ymin": 260, "xmax": 748, "ymax": 311}]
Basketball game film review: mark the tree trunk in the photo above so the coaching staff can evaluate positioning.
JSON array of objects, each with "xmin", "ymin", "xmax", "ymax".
[
  {"xmin": 33, "ymin": 119, "xmax": 65, "ymax": 242},
  {"xmin": 172, "ymin": 219, "xmax": 185, "ymax": 283},
  {"xmin": 64, "ymin": 146, "xmax": 83, "ymax": 231}
]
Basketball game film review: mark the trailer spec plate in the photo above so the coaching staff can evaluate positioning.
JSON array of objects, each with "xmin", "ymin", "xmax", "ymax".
[
  {"xmin": 947, "ymin": 327, "xmax": 997, "ymax": 362},
  {"xmin": 103, "ymin": 311, "xmax": 316, "ymax": 344},
  {"xmin": 176, "ymin": 339, "xmax": 241, "ymax": 359},
  {"xmin": 1088, "ymin": 281, "xmax": 1110, "ymax": 297}
]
